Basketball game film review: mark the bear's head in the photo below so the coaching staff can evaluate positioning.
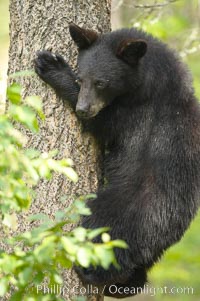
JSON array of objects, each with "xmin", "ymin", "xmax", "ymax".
[{"xmin": 69, "ymin": 23, "xmax": 147, "ymax": 118}]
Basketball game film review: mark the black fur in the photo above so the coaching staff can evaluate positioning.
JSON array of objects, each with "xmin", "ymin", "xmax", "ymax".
[{"xmin": 34, "ymin": 24, "xmax": 200, "ymax": 298}]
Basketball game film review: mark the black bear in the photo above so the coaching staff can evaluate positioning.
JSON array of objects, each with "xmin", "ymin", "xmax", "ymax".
[{"xmin": 35, "ymin": 24, "xmax": 200, "ymax": 298}]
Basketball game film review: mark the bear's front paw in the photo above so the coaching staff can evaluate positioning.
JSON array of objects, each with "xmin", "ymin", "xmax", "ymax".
[{"xmin": 34, "ymin": 50, "xmax": 69, "ymax": 85}]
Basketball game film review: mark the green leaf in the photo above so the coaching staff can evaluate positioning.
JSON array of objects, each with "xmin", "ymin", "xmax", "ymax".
[
  {"xmin": 56, "ymin": 254, "xmax": 72, "ymax": 269},
  {"xmin": 7, "ymin": 83, "xmax": 22, "ymax": 104},
  {"xmin": 0, "ymin": 255, "xmax": 24, "ymax": 273},
  {"xmin": 18, "ymin": 267, "xmax": 33, "ymax": 286},
  {"xmin": 61, "ymin": 167, "xmax": 78, "ymax": 182},
  {"xmin": 61, "ymin": 158, "xmax": 74, "ymax": 166},
  {"xmin": 72, "ymin": 227, "xmax": 87, "ymax": 242},
  {"xmin": 87, "ymin": 227, "xmax": 110, "ymax": 240},
  {"xmin": 24, "ymin": 148, "xmax": 40, "ymax": 159},
  {"xmin": 95, "ymin": 246, "xmax": 115, "ymax": 269},
  {"xmin": 61, "ymin": 237, "xmax": 78, "ymax": 255},
  {"xmin": 53, "ymin": 273, "xmax": 63, "ymax": 285},
  {"xmin": 2, "ymin": 213, "xmax": 18, "ymax": 230},
  {"xmin": 9, "ymin": 104, "xmax": 39, "ymax": 133},
  {"xmin": 6, "ymin": 127, "xmax": 26, "ymax": 146},
  {"xmin": 28, "ymin": 213, "xmax": 51, "ymax": 222},
  {"xmin": 77, "ymin": 247, "xmax": 92, "ymax": 268},
  {"xmin": 9, "ymin": 290, "xmax": 23, "ymax": 301},
  {"xmin": 24, "ymin": 95, "xmax": 45, "ymax": 120},
  {"xmin": 34, "ymin": 245, "xmax": 54, "ymax": 263},
  {"xmin": 110, "ymin": 240, "xmax": 128, "ymax": 249},
  {"xmin": 54, "ymin": 210, "xmax": 66, "ymax": 221},
  {"xmin": 23, "ymin": 159, "xmax": 40, "ymax": 182},
  {"xmin": 101, "ymin": 233, "xmax": 110, "ymax": 243},
  {"xmin": 8, "ymin": 70, "xmax": 36, "ymax": 78},
  {"xmin": 79, "ymin": 194, "xmax": 96, "ymax": 201},
  {"xmin": 0, "ymin": 278, "xmax": 9, "ymax": 296},
  {"xmin": 38, "ymin": 163, "xmax": 51, "ymax": 179},
  {"xmin": 33, "ymin": 271, "xmax": 44, "ymax": 285},
  {"xmin": 73, "ymin": 200, "xmax": 91, "ymax": 216}
]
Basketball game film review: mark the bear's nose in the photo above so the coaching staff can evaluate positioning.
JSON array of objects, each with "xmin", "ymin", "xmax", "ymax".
[
  {"xmin": 76, "ymin": 109, "xmax": 88, "ymax": 118},
  {"xmin": 76, "ymin": 103, "xmax": 90, "ymax": 118}
]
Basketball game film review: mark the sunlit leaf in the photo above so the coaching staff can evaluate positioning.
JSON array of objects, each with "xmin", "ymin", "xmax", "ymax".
[
  {"xmin": 8, "ymin": 70, "xmax": 35, "ymax": 78},
  {"xmin": 72, "ymin": 227, "xmax": 87, "ymax": 242},
  {"xmin": 77, "ymin": 247, "xmax": 92, "ymax": 267},
  {"xmin": 87, "ymin": 227, "xmax": 110, "ymax": 240},
  {"xmin": 2, "ymin": 213, "xmax": 18, "ymax": 230},
  {"xmin": 6, "ymin": 83, "xmax": 22, "ymax": 104},
  {"xmin": 61, "ymin": 237, "xmax": 78, "ymax": 255},
  {"xmin": 9, "ymin": 104, "xmax": 39, "ymax": 132},
  {"xmin": 0, "ymin": 278, "xmax": 9, "ymax": 296}
]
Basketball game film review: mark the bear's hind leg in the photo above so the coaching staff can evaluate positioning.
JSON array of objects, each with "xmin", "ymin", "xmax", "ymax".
[{"xmin": 104, "ymin": 267, "xmax": 147, "ymax": 299}]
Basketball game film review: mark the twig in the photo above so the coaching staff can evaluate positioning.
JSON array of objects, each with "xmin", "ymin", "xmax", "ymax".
[
  {"xmin": 133, "ymin": 0, "xmax": 177, "ymax": 9},
  {"xmin": 121, "ymin": 0, "xmax": 177, "ymax": 10}
]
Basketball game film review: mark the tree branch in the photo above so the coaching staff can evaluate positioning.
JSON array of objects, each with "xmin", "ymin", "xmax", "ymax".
[
  {"xmin": 133, "ymin": 0, "xmax": 177, "ymax": 9},
  {"xmin": 113, "ymin": 0, "xmax": 177, "ymax": 11}
]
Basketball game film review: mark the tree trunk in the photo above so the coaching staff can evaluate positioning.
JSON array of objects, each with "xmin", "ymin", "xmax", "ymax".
[{"xmin": 8, "ymin": 0, "xmax": 111, "ymax": 300}]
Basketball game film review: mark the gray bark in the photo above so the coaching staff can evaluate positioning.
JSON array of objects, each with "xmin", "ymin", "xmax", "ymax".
[{"xmin": 8, "ymin": 0, "xmax": 111, "ymax": 300}]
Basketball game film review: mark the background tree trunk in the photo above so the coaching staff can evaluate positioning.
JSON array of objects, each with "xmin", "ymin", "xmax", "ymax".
[{"xmin": 8, "ymin": 0, "xmax": 111, "ymax": 300}]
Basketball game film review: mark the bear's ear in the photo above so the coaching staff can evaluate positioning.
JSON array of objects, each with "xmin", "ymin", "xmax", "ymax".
[
  {"xmin": 117, "ymin": 39, "xmax": 147, "ymax": 65},
  {"xmin": 69, "ymin": 23, "xmax": 98, "ymax": 50}
]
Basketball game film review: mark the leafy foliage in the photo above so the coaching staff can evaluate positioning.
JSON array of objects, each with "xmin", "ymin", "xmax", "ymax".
[
  {"xmin": 0, "ymin": 82, "xmax": 127, "ymax": 301},
  {"xmin": 0, "ymin": 82, "xmax": 77, "ymax": 217}
]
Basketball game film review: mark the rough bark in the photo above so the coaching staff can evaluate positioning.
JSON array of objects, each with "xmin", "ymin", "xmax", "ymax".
[{"xmin": 8, "ymin": 0, "xmax": 111, "ymax": 300}]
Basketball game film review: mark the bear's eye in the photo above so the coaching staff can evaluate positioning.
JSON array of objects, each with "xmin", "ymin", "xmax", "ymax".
[{"xmin": 95, "ymin": 80, "xmax": 109, "ymax": 90}]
